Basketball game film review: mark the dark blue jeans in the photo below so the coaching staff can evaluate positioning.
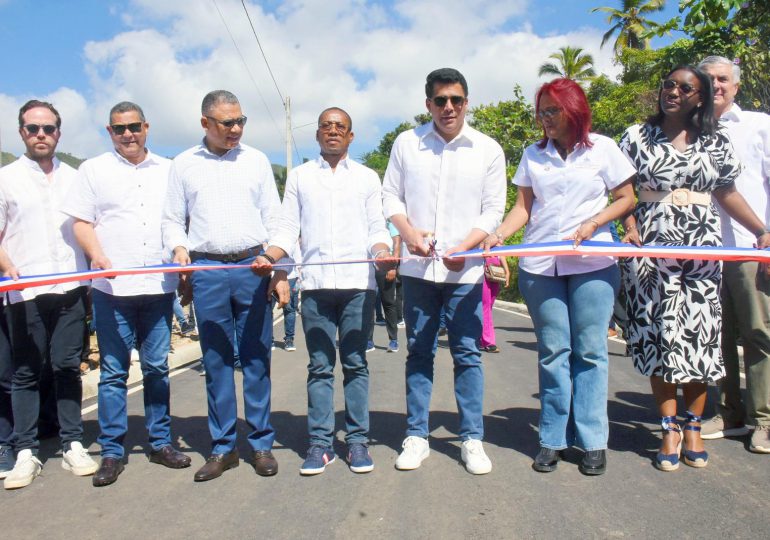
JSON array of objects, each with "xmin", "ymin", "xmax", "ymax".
[
  {"xmin": 282, "ymin": 278, "xmax": 299, "ymax": 340},
  {"xmin": 0, "ymin": 302, "xmax": 12, "ymax": 448}
]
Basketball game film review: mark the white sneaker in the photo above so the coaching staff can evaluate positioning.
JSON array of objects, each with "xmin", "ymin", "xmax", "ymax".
[
  {"xmin": 395, "ymin": 436, "xmax": 429, "ymax": 470},
  {"xmin": 461, "ymin": 439, "xmax": 492, "ymax": 475},
  {"xmin": 4, "ymin": 449, "xmax": 42, "ymax": 489},
  {"xmin": 62, "ymin": 441, "xmax": 98, "ymax": 476}
]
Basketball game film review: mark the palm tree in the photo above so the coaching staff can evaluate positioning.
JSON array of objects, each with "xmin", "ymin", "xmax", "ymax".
[
  {"xmin": 538, "ymin": 46, "xmax": 596, "ymax": 84},
  {"xmin": 592, "ymin": 0, "xmax": 665, "ymax": 54}
]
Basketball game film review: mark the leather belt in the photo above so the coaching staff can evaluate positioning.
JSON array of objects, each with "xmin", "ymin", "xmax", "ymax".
[
  {"xmin": 190, "ymin": 245, "xmax": 263, "ymax": 263},
  {"xmin": 638, "ymin": 188, "xmax": 711, "ymax": 207}
]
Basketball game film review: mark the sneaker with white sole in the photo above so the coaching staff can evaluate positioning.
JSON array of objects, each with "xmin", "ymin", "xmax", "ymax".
[
  {"xmin": 387, "ymin": 340, "xmax": 399, "ymax": 353},
  {"xmin": 750, "ymin": 425, "xmax": 770, "ymax": 454},
  {"xmin": 300, "ymin": 445, "xmax": 336, "ymax": 475},
  {"xmin": 700, "ymin": 415, "xmax": 750, "ymax": 440},
  {"xmin": 4, "ymin": 449, "xmax": 42, "ymax": 489},
  {"xmin": 395, "ymin": 436, "xmax": 429, "ymax": 470},
  {"xmin": 62, "ymin": 441, "xmax": 98, "ymax": 476},
  {"xmin": 461, "ymin": 439, "xmax": 492, "ymax": 475}
]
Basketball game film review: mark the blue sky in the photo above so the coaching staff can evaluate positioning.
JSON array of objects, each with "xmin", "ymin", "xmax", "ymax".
[{"xmin": 0, "ymin": 0, "xmax": 685, "ymax": 164}]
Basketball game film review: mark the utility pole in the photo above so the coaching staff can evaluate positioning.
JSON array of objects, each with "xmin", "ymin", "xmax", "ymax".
[{"xmin": 285, "ymin": 96, "xmax": 292, "ymax": 176}]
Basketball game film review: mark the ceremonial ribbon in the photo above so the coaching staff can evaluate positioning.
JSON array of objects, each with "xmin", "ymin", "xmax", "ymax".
[{"xmin": 2, "ymin": 240, "xmax": 769, "ymax": 293}]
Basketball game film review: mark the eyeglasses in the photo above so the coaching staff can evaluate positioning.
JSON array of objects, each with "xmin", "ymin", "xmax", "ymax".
[
  {"xmin": 206, "ymin": 116, "xmax": 248, "ymax": 129},
  {"xmin": 431, "ymin": 95, "xmax": 466, "ymax": 107},
  {"xmin": 110, "ymin": 122, "xmax": 144, "ymax": 135},
  {"xmin": 318, "ymin": 121, "xmax": 349, "ymax": 133},
  {"xmin": 23, "ymin": 124, "xmax": 58, "ymax": 136},
  {"xmin": 537, "ymin": 108, "xmax": 562, "ymax": 120},
  {"xmin": 661, "ymin": 79, "xmax": 700, "ymax": 96}
]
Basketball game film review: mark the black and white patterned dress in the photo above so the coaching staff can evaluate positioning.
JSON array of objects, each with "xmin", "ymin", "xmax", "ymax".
[{"xmin": 619, "ymin": 123, "xmax": 741, "ymax": 383}]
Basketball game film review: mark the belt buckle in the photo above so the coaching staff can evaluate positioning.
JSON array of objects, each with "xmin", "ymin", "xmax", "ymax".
[
  {"xmin": 671, "ymin": 188, "xmax": 690, "ymax": 207},
  {"xmin": 221, "ymin": 253, "xmax": 238, "ymax": 263}
]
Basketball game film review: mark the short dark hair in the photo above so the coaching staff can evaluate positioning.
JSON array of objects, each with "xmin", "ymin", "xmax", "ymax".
[
  {"xmin": 317, "ymin": 107, "xmax": 352, "ymax": 130},
  {"xmin": 425, "ymin": 68, "xmax": 468, "ymax": 99},
  {"xmin": 18, "ymin": 100, "xmax": 61, "ymax": 129},
  {"xmin": 109, "ymin": 101, "xmax": 146, "ymax": 123},
  {"xmin": 201, "ymin": 90, "xmax": 240, "ymax": 116},
  {"xmin": 536, "ymin": 78, "xmax": 593, "ymax": 149},
  {"xmin": 648, "ymin": 65, "xmax": 717, "ymax": 137}
]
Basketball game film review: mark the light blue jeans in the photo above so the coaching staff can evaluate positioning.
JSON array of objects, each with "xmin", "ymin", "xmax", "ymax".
[{"xmin": 519, "ymin": 265, "xmax": 619, "ymax": 451}]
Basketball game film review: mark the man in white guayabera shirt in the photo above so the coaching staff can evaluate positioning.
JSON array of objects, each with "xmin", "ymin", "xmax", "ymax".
[
  {"xmin": 63, "ymin": 101, "xmax": 192, "ymax": 487},
  {"xmin": 698, "ymin": 56, "xmax": 770, "ymax": 454},
  {"xmin": 0, "ymin": 100, "xmax": 97, "ymax": 489},
  {"xmin": 382, "ymin": 68, "xmax": 506, "ymax": 475}
]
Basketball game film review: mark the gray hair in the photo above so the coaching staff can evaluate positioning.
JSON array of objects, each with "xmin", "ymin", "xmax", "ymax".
[
  {"xmin": 698, "ymin": 55, "xmax": 741, "ymax": 84},
  {"xmin": 109, "ymin": 101, "xmax": 146, "ymax": 123},
  {"xmin": 201, "ymin": 90, "xmax": 240, "ymax": 116}
]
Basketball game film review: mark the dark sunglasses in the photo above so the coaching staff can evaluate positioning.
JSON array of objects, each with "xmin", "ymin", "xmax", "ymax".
[
  {"xmin": 23, "ymin": 124, "xmax": 58, "ymax": 136},
  {"xmin": 207, "ymin": 115, "xmax": 248, "ymax": 129},
  {"xmin": 431, "ymin": 95, "xmax": 465, "ymax": 107},
  {"xmin": 661, "ymin": 79, "xmax": 700, "ymax": 95},
  {"xmin": 110, "ymin": 122, "xmax": 144, "ymax": 135}
]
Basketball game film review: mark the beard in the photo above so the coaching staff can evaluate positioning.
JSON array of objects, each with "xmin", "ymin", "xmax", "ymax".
[{"xmin": 24, "ymin": 142, "xmax": 56, "ymax": 162}]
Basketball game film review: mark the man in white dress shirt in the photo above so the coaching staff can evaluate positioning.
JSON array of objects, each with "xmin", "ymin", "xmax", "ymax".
[
  {"xmin": 162, "ymin": 90, "xmax": 287, "ymax": 482},
  {"xmin": 382, "ymin": 68, "xmax": 506, "ymax": 474},
  {"xmin": 257, "ymin": 108, "xmax": 391, "ymax": 475},
  {"xmin": 698, "ymin": 56, "xmax": 770, "ymax": 454},
  {"xmin": 63, "ymin": 102, "xmax": 192, "ymax": 487},
  {"xmin": 0, "ymin": 100, "xmax": 97, "ymax": 489}
]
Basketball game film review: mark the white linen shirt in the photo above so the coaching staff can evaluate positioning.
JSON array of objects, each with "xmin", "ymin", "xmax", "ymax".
[
  {"xmin": 162, "ymin": 141, "xmax": 282, "ymax": 254},
  {"xmin": 0, "ymin": 155, "xmax": 88, "ymax": 303},
  {"xmin": 716, "ymin": 104, "xmax": 770, "ymax": 248},
  {"xmin": 271, "ymin": 156, "xmax": 390, "ymax": 291},
  {"xmin": 382, "ymin": 122, "xmax": 506, "ymax": 284},
  {"xmin": 62, "ymin": 150, "xmax": 178, "ymax": 296},
  {"xmin": 514, "ymin": 134, "xmax": 635, "ymax": 276}
]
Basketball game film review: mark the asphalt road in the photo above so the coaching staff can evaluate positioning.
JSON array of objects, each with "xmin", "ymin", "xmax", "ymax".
[{"xmin": 2, "ymin": 303, "xmax": 768, "ymax": 539}]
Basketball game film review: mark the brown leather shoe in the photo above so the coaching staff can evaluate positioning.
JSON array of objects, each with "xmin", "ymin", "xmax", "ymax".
[
  {"xmin": 193, "ymin": 451, "xmax": 239, "ymax": 482},
  {"xmin": 93, "ymin": 457, "xmax": 124, "ymax": 487},
  {"xmin": 253, "ymin": 450, "xmax": 278, "ymax": 477},
  {"xmin": 149, "ymin": 445, "xmax": 192, "ymax": 469}
]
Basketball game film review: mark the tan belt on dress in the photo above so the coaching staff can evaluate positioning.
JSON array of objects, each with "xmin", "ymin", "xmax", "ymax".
[{"xmin": 637, "ymin": 188, "xmax": 711, "ymax": 207}]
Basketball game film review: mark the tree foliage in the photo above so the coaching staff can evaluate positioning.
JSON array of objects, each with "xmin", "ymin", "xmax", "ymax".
[
  {"xmin": 592, "ymin": 0, "xmax": 666, "ymax": 54},
  {"xmin": 538, "ymin": 46, "xmax": 597, "ymax": 84}
]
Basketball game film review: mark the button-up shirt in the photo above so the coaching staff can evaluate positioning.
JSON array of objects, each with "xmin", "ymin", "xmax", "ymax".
[
  {"xmin": 514, "ymin": 134, "xmax": 635, "ymax": 276},
  {"xmin": 271, "ymin": 156, "xmax": 390, "ymax": 291},
  {"xmin": 382, "ymin": 122, "xmax": 506, "ymax": 284},
  {"xmin": 162, "ymin": 141, "xmax": 282, "ymax": 254},
  {"xmin": 717, "ymin": 104, "xmax": 770, "ymax": 248},
  {"xmin": 0, "ymin": 155, "xmax": 88, "ymax": 303},
  {"xmin": 62, "ymin": 150, "xmax": 177, "ymax": 296}
]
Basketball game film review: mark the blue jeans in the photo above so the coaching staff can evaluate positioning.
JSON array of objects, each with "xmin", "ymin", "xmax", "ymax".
[
  {"xmin": 191, "ymin": 257, "xmax": 274, "ymax": 454},
  {"xmin": 93, "ymin": 290, "xmax": 174, "ymax": 458},
  {"xmin": 401, "ymin": 276, "xmax": 484, "ymax": 440},
  {"xmin": 301, "ymin": 289, "xmax": 373, "ymax": 447},
  {"xmin": 519, "ymin": 265, "xmax": 619, "ymax": 451},
  {"xmin": 283, "ymin": 278, "xmax": 299, "ymax": 340}
]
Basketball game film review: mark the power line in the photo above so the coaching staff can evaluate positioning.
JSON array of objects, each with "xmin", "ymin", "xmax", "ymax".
[{"xmin": 240, "ymin": 0, "xmax": 285, "ymax": 105}]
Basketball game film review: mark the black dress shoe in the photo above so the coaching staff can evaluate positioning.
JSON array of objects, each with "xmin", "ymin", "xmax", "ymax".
[
  {"xmin": 149, "ymin": 445, "xmax": 192, "ymax": 469},
  {"xmin": 194, "ymin": 451, "xmax": 239, "ymax": 482},
  {"xmin": 93, "ymin": 457, "xmax": 125, "ymax": 487},
  {"xmin": 253, "ymin": 450, "xmax": 278, "ymax": 477},
  {"xmin": 532, "ymin": 447, "xmax": 562, "ymax": 473},
  {"xmin": 579, "ymin": 449, "xmax": 607, "ymax": 476}
]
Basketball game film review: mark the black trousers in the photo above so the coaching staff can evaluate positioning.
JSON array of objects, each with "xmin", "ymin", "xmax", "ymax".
[
  {"xmin": 374, "ymin": 270, "xmax": 399, "ymax": 341},
  {"xmin": 0, "ymin": 302, "xmax": 12, "ymax": 447}
]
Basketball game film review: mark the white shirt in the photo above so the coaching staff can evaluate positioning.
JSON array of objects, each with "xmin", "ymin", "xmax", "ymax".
[
  {"xmin": 514, "ymin": 134, "xmax": 635, "ymax": 276},
  {"xmin": 62, "ymin": 150, "xmax": 178, "ymax": 296},
  {"xmin": 271, "ymin": 156, "xmax": 390, "ymax": 291},
  {"xmin": 162, "ymin": 141, "xmax": 282, "ymax": 254},
  {"xmin": 717, "ymin": 104, "xmax": 770, "ymax": 248},
  {"xmin": 0, "ymin": 155, "xmax": 88, "ymax": 303},
  {"xmin": 382, "ymin": 122, "xmax": 506, "ymax": 284}
]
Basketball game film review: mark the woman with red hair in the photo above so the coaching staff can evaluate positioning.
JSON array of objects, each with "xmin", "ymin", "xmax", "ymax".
[{"xmin": 482, "ymin": 78, "xmax": 635, "ymax": 475}]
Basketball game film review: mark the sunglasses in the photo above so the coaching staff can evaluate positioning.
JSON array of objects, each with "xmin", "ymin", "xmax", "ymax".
[
  {"xmin": 207, "ymin": 115, "xmax": 248, "ymax": 129},
  {"xmin": 110, "ymin": 122, "xmax": 144, "ymax": 135},
  {"xmin": 537, "ymin": 107, "xmax": 562, "ymax": 120},
  {"xmin": 661, "ymin": 79, "xmax": 700, "ymax": 96},
  {"xmin": 23, "ymin": 124, "xmax": 58, "ymax": 136},
  {"xmin": 318, "ymin": 121, "xmax": 349, "ymax": 133},
  {"xmin": 431, "ymin": 95, "xmax": 465, "ymax": 107}
]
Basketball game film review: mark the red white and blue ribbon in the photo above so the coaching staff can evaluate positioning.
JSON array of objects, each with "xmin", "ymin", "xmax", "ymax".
[{"xmin": 2, "ymin": 240, "xmax": 768, "ymax": 293}]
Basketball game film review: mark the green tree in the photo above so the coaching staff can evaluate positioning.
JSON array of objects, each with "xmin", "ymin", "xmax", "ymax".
[
  {"xmin": 538, "ymin": 46, "xmax": 596, "ymax": 84},
  {"xmin": 360, "ymin": 120, "xmax": 419, "ymax": 178},
  {"xmin": 591, "ymin": 0, "xmax": 666, "ymax": 54}
]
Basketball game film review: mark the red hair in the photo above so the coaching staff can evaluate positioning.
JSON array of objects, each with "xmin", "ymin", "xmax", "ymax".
[{"xmin": 535, "ymin": 78, "xmax": 593, "ymax": 149}]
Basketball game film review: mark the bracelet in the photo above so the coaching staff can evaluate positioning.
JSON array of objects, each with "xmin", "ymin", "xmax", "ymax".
[
  {"xmin": 494, "ymin": 231, "xmax": 504, "ymax": 241},
  {"xmin": 259, "ymin": 253, "xmax": 276, "ymax": 264},
  {"xmin": 584, "ymin": 219, "xmax": 600, "ymax": 229},
  {"xmin": 756, "ymin": 229, "xmax": 770, "ymax": 239},
  {"xmin": 626, "ymin": 224, "xmax": 636, "ymax": 231},
  {"xmin": 372, "ymin": 249, "xmax": 390, "ymax": 259}
]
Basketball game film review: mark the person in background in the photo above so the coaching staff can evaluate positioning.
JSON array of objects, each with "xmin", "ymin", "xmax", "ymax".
[
  {"xmin": 281, "ymin": 240, "xmax": 301, "ymax": 352},
  {"xmin": 479, "ymin": 255, "xmax": 510, "ymax": 353}
]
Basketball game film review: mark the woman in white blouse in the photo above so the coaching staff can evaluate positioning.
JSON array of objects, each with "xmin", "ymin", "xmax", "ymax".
[{"xmin": 482, "ymin": 78, "xmax": 635, "ymax": 475}]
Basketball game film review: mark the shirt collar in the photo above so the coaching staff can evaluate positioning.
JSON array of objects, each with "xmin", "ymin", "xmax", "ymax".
[
  {"xmin": 19, "ymin": 153, "xmax": 60, "ymax": 174},
  {"xmin": 721, "ymin": 103, "xmax": 742, "ymax": 122},
  {"xmin": 197, "ymin": 138, "xmax": 242, "ymax": 158},
  {"xmin": 111, "ymin": 148, "xmax": 157, "ymax": 167},
  {"xmin": 316, "ymin": 154, "xmax": 351, "ymax": 170},
  {"xmin": 421, "ymin": 121, "xmax": 473, "ymax": 146}
]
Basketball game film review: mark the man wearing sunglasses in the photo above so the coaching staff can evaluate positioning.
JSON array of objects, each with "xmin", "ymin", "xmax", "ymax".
[
  {"xmin": 62, "ymin": 101, "xmax": 191, "ymax": 487},
  {"xmin": 382, "ymin": 68, "xmax": 506, "ymax": 474},
  {"xmin": 162, "ymin": 90, "xmax": 288, "ymax": 482},
  {"xmin": 0, "ymin": 100, "xmax": 95, "ymax": 489}
]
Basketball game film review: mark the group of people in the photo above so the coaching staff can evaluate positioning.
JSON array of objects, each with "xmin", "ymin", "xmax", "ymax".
[{"xmin": 0, "ymin": 58, "xmax": 767, "ymax": 492}]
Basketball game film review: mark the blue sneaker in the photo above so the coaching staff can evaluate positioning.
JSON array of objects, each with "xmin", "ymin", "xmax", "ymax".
[
  {"xmin": 347, "ymin": 443, "xmax": 374, "ymax": 473},
  {"xmin": 387, "ymin": 340, "xmax": 399, "ymax": 353},
  {"xmin": 0, "ymin": 445, "xmax": 15, "ymax": 479},
  {"xmin": 300, "ymin": 445, "xmax": 335, "ymax": 475},
  {"xmin": 365, "ymin": 341, "xmax": 375, "ymax": 353}
]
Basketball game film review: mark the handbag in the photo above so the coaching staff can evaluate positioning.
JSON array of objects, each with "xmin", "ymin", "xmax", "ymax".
[{"xmin": 484, "ymin": 260, "xmax": 507, "ymax": 284}]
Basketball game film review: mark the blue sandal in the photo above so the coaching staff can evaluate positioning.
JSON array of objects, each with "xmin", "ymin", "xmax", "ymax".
[
  {"xmin": 655, "ymin": 416, "xmax": 682, "ymax": 472},
  {"xmin": 682, "ymin": 411, "xmax": 709, "ymax": 468}
]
